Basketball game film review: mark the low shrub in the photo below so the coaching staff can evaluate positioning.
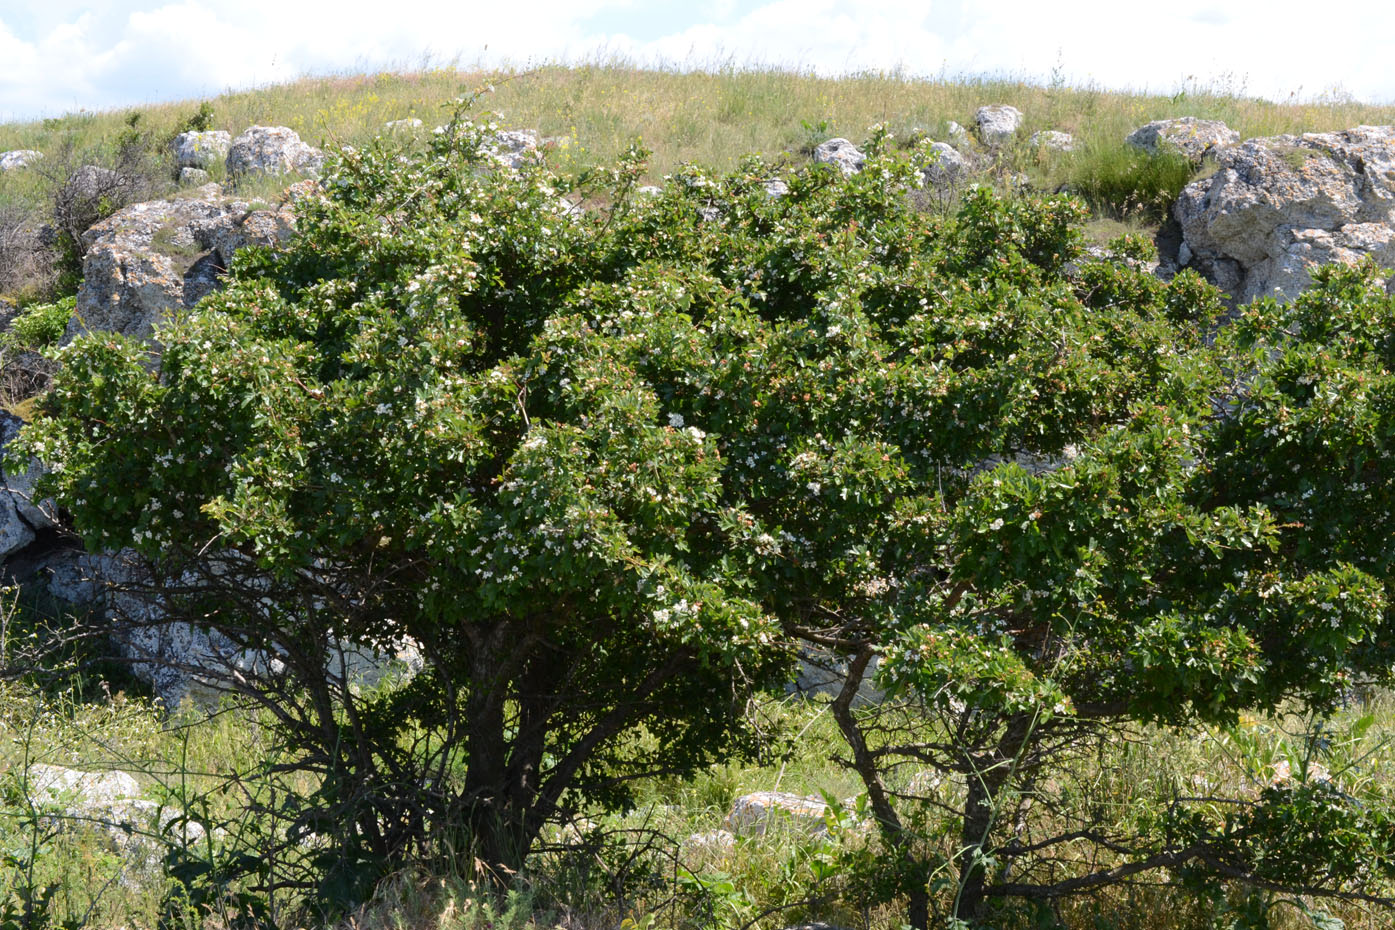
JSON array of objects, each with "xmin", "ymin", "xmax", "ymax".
[
  {"xmin": 3, "ymin": 295, "xmax": 73, "ymax": 352},
  {"xmin": 1066, "ymin": 142, "xmax": 1194, "ymax": 221}
]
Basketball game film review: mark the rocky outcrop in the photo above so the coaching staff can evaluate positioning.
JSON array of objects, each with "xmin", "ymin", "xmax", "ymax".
[
  {"xmin": 486, "ymin": 129, "xmax": 542, "ymax": 170},
  {"xmin": 943, "ymin": 120, "xmax": 972, "ymax": 149},
  {"xmin": 923, "ymin": 141, "xmax": 969, "ymax": 190},
  {"xmin": 211, "ymin": 202, "xmax": 297, "ymax": 270},
  {"xmin": 42, "ymin": 547, "xmax": 420, "ymax": 708},
  {"xmin": 1, "ymin": 411, "xmax": 57, "ymax": 561},
  {"xmin": 725, "ymin": 791, "xmax": 829, "ymax": 836},
  {"xmin": 1173, "ymin": 125, "xmax": 1395, "ymax": 303},
  {"xmin": 65, "ymin": 164, "xmax": 126, "ymax": 201},
  {"xmin": 975, "ymin": 105, "xmax": 1023, "ymax": 145},
  {"xmin": 24, "ymin": 763, "xmax": 205, "ymax": 878},
  {"xmin": 1127, "ymin": 117, "xmax": 1239, "ymax": 167},
  {"xmin": 0, "ymin": 150, "xmax": 42, "ymax": 170},
  {"xmin": 814, "ymin": 138, "xmax": 865, "ymax": 177},
  {"xmin": 67, "ymin": 187, "xmax": 243, "ymax": 344},
  {"xmin": 171, "ymin": 130, "xmax": 231, "ymax": 169},
  {"xmin": 1030, "ymin": 130, "xmax": 1074, "ymax": 152},
  {"xmin": 178, "ymin": 167, "xmax": 210, "ymax": 187},
  {"xmin": 226, "ymin": 126, "xmax": 324, "ymax": 178},
  {"xmin": 64, "ymin": 184, "xmax": 306, "ymax": 345}
]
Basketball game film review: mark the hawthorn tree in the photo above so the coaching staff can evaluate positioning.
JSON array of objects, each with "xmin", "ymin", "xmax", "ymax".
[{"xmin": 18, "ymin": 103, "xmax": 1395, "ymax": 925}]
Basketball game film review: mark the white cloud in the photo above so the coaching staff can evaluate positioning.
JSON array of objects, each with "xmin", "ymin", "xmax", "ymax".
[{"xmin": 0, "ymin": 0, "xmax": 1391, "ymax": 122}]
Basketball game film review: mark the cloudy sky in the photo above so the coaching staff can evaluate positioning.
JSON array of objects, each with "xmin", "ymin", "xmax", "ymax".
[{"xmin": 1, "ymin": 0, "xmax": 1390, "ymax": 121}]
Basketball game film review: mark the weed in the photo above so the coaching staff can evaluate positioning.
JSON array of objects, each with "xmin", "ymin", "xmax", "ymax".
[{"xmin": 1067, "ymin": 143, "xmax": 1194, "ymax": 221}]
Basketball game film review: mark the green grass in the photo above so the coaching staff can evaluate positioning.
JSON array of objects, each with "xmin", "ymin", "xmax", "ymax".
[
  {"xmin": 3, "ymin": 61, "xmax": 1394, "ymax": 187},
  {"xmin": 2, "ymin": 295, "xmax": 73, "ymax": 352},
  {"xmin": 4, "ymin": 619, "xmax": 1394, "ymax": 930}
]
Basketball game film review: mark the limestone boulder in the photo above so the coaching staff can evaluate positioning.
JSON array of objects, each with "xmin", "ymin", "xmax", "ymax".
[
  {"xmin": 975, "ymin": 105, "xmax": 1023, "ymax": 145},
  {"xmin": 178, "ymin": 167, "xmax": 210, "ymax": 187},
  {"xmin": 211, "ymin": 203, "xmax": 297, "ymax": 269},
  {"xmin": 43, "ymin": 548, "xmax": 421, "ymax": 708},
  {"xmin": 65, "ymin": 164, "xmax": 127, "ymax": 201},
  {"xmin": 813, "ymin": 138, "xmax": 865, "ymax": 177},
  {"xmin": 1, "ymin": 410, "xmax": 57, "ymax": 560},
  {"xmin": 24, "ymin": 763, "xmax": 205, "ymax": 878},
  {"xmin": 487, "ymin": 129, "xmax": 541, "ymax": 170},
  {"xmin": 923, "ymin": 141, "xmax": 969, "ymax": 191},
  {"xmin": 28, "ymin": 764, "xmax": 140, "ymax": 807},
  {"xmin": 0, "ymin": 150, "xmax": 42, "ymax": 171},
  {"xmin": 943, "ymin": 120, "xmax": 972, "ymax": 149},
  {"xmin": 0, "ymin": 483, "xmax": 33, "ymax": 559},
  {"xmin": 1126, "ymin": 117, "xmax": 1239, "ymax": 167},
  {"xmin": 171, "ymin": 130, "xmax": 231, "ymax": 169},
  {"xmin": 226, "ymin": 126, "xmax": 324, "ymax": 178},
  {"xmin": 725, "ymin": 791, "xmax": 829, "ymax": 836},
  {"xmin": 66, "ymin": 188, "xmax": 251, "ymax": 344},
  {"xmin": 680, "ymin": 829, "xmax": 736, "ymax": 866},
  {"xmin": 1030, "ymin": 130, "xmax": 1075, "ymax": 152},
  {"xmin": 1173, "ymin": 125, "xmax": 1395, "ymax": 303}
]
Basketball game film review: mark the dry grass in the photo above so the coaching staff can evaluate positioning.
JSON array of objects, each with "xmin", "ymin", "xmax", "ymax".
[{"xmin": 3, "ymin": 61, "xmax": 1394, "ymax": 184}]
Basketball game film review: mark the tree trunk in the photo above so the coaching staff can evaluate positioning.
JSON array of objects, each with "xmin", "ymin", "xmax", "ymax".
[
  {"xmin": 952, "ymin": 713, "xmax": 1036, "ymax": 925},
  {"xmin": 954, "ymin": 769, "xmax": 997, "ymax": 921},
  {"xmin": 826, "ymin": 646, "xmax": 934, "ymax": 930}
]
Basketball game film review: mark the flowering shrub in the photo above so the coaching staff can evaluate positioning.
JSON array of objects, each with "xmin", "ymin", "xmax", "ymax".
[{"xmin": 17, "ymin": 105, "xmax": 1395, "ymax": 924}]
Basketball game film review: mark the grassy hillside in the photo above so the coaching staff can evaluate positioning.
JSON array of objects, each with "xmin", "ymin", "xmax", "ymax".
[
  {"xmin": 4, "ymin": 63, "xmax": 1395, "ymax": 179},
  {"xmin": 2, "ymin": 62, "xmax": 1394, "ymax": 310}
]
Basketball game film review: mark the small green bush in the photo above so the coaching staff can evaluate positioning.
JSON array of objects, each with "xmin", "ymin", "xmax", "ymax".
[
  {"xmin": 180, "ymin": 102, "xmax": 216, "ymax": 135},
  {"xmin": 1067, "ymin": 144, "xmax": 1194, "ymax": 221},
  {"xmin": 3, "ymin": 295, "xmax": 73, "ymax": 351}
]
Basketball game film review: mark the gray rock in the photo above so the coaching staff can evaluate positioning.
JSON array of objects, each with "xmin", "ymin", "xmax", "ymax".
[
  {"xmin": 384, "ymin": 118, "xmax": 424, "ymax": 132},
  {"xmin": 44, "ymin": 548, "xmax": 420, "ymax": 708},
  {"xmin": 0, "ymin": 488, "xmax": 33, "ymax": 559},
  {"xmin": 1174, "ymin": 125, "xmax": 1395, "ymax": 303},
  {"xmin": 226, "ymin": 126, "xmax": 324, "ymax": 179},
  {"xmin": 171, "ymin": 130, "xmax": 231, "ymax": 169},
  {"xmin": 28, "ymin": 764, "xmax": 140, "ymax": 807},
  {"xmin": 211, "ymin": 203, "xmax": 297, "ymax": 269},
  {"xmin": 975, "ymin": 105, "xmax": 1023, "ymax": 145},
  {"xmin": 0, "ymin": 150, "xmax": 42, "ymax": 171},
  {"xmin": 65, "ymin": 164, "xmax": 125, "ymax": 201},
  {"xmin": 725, "ymin": 791, "xmax": 829, "ymax": 836},
  {"xmin": 178, "ymin": 167, "xmax": 210, "ymax": 187},
  {"xmin": 67, "ymin": 190, "xmax": 254, "ymax": 345},
  {"xmin": 923, "ymin": 141, "xmax": 968, "ymax": 190},
  {"xmin": 813, "ymin": 138, "xmax": 865, "ymax": 177},
  {"xmin": 1, "ymin": 411, "xmax": 59, "ymax": 561},
  {"xmin": 681, "ymin": 829, "xmax": 736, "ymax": 859},
  {"xmin": 944, "ymin": 120, "xmax": 972, "ymax": 149},
  {"xmin": 789, "ymin": 641, "xmax": 885, "ymax": 705},
  {"xmin": 1030, "ymin": 130, "xmax": 1075, "ymax": 152},
  {"xmin": 763, "ymin": 179, "xmax": 790, "ymax": 198},
  {"xmin": 24, "ymin": 763, "xmax": 205, "ymax": 882},
  {"xmin": 1126, "ymin": 117, "xmax": 1239, "ymax": 167},
  {"xmin": 2, "ymin": 409, "xmax": 55, "ymax": 531},
  {"xmin": 487, "ymin": 129, "xmax": 541, "ymax": 171}
]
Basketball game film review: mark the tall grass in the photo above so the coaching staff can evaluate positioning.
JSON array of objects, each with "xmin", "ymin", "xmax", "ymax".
[{"xmin": 3, "ymin": 61, "xmax": 1394, "ymax": 182}]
